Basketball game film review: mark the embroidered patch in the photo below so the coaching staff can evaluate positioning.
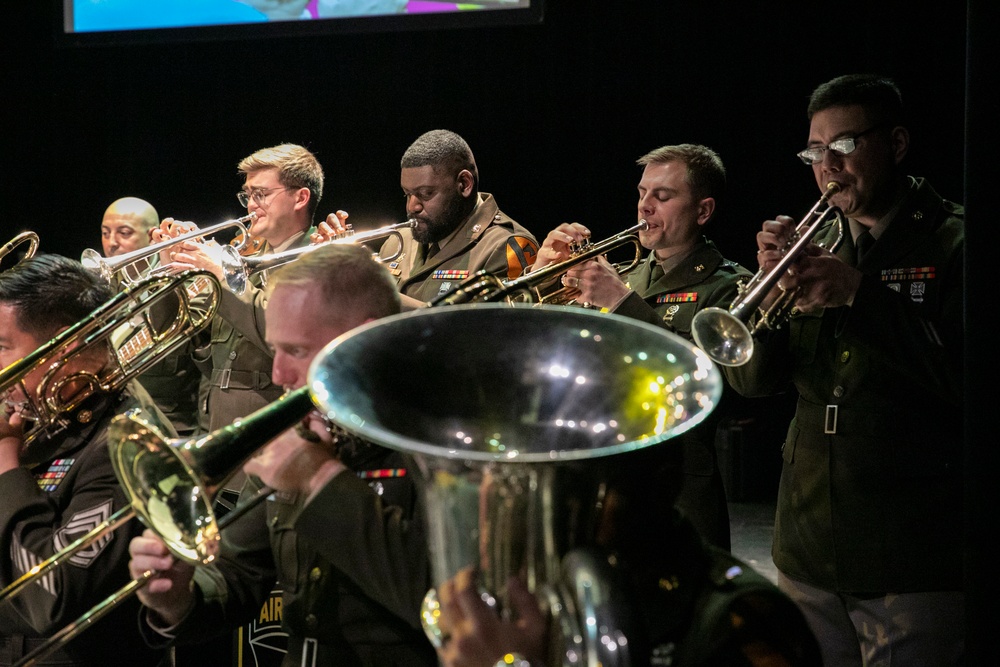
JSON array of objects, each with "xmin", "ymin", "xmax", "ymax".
[
  {"xmin": 880, "ymin": 266, "xmax": 936, "ymax": 281},
  {"xmin": 432, "ymin": 269, "xmax": 470, "ymax": 280},
  {"xmin": 506, "ymin": 236, "xmax": 540, "ymax": 279},
  {"xmin": 11, "ymin": 535, "xmax": 57, "ymax": 596},
  {"xmin": 54, "ymin": 499, "xmax": 115, "ymax": 568},
  {"xmin": 655, "ymin": 292, "xmax": 698, "ymax": 304},
  {"xmin": 36, "ymin": 458, "xmax": 75, "ymax": 493},
  {"xmin": 910, "ymin": 281, "xmax": 926, "ymax": 303}
]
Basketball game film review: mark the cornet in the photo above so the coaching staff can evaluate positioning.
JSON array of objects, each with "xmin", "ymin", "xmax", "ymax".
[
  {"xmin": 220, "ymin": 219, "xmax": 416, "ymax": 295},
  {"xmin": 80, "ymin": 213, "xmax": 257, "ymax": 286},
  {"xmin": 0, "ymin": 231, "xmax": 39, "ymax": 270},
  {"xmin": 430, "ymin": 220, "xmax": 648, "ymax": 306},
  {"xmin": 691, "ymin": 182, "xmax": 845, "ymax": 366}
]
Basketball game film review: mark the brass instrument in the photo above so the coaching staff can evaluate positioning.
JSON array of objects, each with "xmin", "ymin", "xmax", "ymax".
[
  {"xmin": 0, "ymin": 270, "xmax": 221, "ymax": 450},
  {"xmin": 430, "ymin": 220, "xmax": 648, "ymax": 306},
  {"xmin": 7, "ymin": 388, "xmax": 316, "ymax": 666},
  {"xmin": 220, "ymin": 219, "xmax": 416, "ymax": 295},
  {"xmin": 0, "ymin": 231, "xmax": 39, "ymax": 269},
  {"xmin": 308, "ymin": 304, "xmax": 721, "ymax": 665},
  {"xmin": 691, "ymin": 182, "xmax": 845, "ymax": 367},
  {"xmin": 80, "ymin": 212, "xmax": 257, "ymax": 285}
]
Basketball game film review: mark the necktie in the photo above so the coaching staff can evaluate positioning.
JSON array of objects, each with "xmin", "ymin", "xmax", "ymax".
[
  {"xmin": 649, "ymin": 261, "xmax": 665, "ymax": 286},
  {"xmin": 856, "ymin": 230, "xmax": 875, "ymax": 263}
]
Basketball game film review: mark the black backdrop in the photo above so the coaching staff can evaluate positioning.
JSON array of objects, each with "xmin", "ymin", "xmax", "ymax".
[
  {"xmin": 7, "ymin": 0, "xmax": 999, "ymax": 661},
  {"xmin": 7, "ymin": 1, "xmax": 967, "ymax": 274}
]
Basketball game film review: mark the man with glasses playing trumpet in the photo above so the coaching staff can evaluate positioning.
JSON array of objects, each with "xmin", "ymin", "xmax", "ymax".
[
  {"xmin": 0, "ymin": 254, "xmax": 174, "ymax": 666},
  {"xmin": 154, "ymin": 143, "xmax": 332, "ymax": 446},
  {"xmin": 725, "ymin": 74, "xmax": 965, "ymax": 666},
  {"xmin": 528, "ymin": 143, "xmax": 753, "ymax": 552},
  {"xmin": 128, "ymin": 243, "xmax": 436, "ymax": 667}
]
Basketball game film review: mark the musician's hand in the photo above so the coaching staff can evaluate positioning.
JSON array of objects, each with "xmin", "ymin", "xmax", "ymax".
[
  {"xmin": 129, "ymin": 529, "xmax": 196, "ymax": 627},
  {"xmin": 562, "ymin": 256, "xmax": 629, "ymax": 309},
  {"xmin": 311, "ymin": 210, "xmax": 350, "ymax": 244},
  {"xmin": 531, "ymin": 223, "xmax": 590, "ymax": 272},
  {"xmin": 0, "ymin": 406, "xmax": 25, "ymax": 474},
  {"xmin": 436, "ymin": 566, "xmax": 548, "ymax": 667},
  {"xmin": 242, "ymin": 413, "xmax": 347, "ymax": 499},
  {"xmin": 167, "ymin": 241, "xmax": 226, "ymax": 281},
  {"xmin": 151, "ymin": 219, "xmax": 199, "ymax": 267},
  {"xmin": 784, "ymin": 243, "xmax": 863, "ymax": 312}
]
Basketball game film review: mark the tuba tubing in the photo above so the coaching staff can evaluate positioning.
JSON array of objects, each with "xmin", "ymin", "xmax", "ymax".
[{"xmin": 691, "ymin": 182, "xmax": 844, "ymax": 367}]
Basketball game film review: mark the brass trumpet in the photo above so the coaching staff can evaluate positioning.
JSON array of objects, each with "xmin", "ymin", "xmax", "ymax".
[
  {"xmin": 0, "ymin": 231, "xmax": 39, "ymax": 270},
  {"xmin": 80, "ymin": 212, "xmax": 257, "ymax": 285},
  {"xmin": 430, "ymin": 220, "xmax": 648, "ymax": 306},
  {"xmin": 220, "ymin": 219, "xmax": 416, "ymax": 295},
  {"xmin": 691, "ymin": 182, "xmax": 845, "ymax": 366}
]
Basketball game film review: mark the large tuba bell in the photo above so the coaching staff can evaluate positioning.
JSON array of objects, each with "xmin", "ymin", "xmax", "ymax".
[{"xmin": 308, "ymin": 303, "xmax": 721, "ymax": 665}]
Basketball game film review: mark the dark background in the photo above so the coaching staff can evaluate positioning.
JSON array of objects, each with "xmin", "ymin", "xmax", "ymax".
[
  {"xmin": 6, "ymin": 0, "xmax": 998, "ymax": 661},
  {"xmin": 7, "ymin": 1, "xmax": 966, "ymax": 274}
]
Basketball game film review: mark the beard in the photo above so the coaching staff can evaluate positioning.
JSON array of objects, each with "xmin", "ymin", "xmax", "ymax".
[{"xmin": 412, "ymin": 192, "xmax": 476, "ymax": 244}]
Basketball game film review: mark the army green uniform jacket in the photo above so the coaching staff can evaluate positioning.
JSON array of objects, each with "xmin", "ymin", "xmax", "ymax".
[
  {"xmin": 0, "ymin": 384, "xmax": 174, "ymax": 666},
  {"xmin": 379, "ymin": 193, "xmax": 538, "ymax": 303},
  {"xmin": 726, "ymin": 177, "xmax": 964, "ymax": 593},
  {"xmin": 142, "ymin": 443, "xmax": 435, "ymax": 667},
  {"xmin": 194, "ymin": 231, "xmax": 315, "ymax": 435},
  {"xmin": 611, "ymin": 238, "xmax": 752, "ymax": 550}
]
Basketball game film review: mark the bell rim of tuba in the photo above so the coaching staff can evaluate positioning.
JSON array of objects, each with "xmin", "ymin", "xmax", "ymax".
[{"xmin": 308, "ymin": 302, "xmax": 722, "ymax": 464}]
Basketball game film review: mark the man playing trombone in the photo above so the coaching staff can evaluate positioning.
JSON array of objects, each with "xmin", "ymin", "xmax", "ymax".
[
  {"xmin": 528, "ymin": 144, "xmax": 752, "ymax": 551},
  {"xmin": 0, "ymin": 254, "xmax": 175, "ymax": 666},
  {"xmin": 128, "ymin": 244, "xmax": 436, "ymax": 667}
]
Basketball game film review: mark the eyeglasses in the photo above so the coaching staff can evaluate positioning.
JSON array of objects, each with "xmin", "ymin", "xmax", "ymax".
[
  {"xmin": 796, "ymin": 125, "xmax": 883, "ymax": 165},
  {"xmin": 237, "ymin": 186, "xmax": 293, "ymax": 208}
]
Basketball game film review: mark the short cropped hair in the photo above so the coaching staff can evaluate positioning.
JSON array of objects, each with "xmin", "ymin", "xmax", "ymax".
[
  {"xmin": 807, "ymin": 74, "xmax": 905, "ymax": 127},
  {"xmin": 238, "ymin": 143, "xmax": 325, "ymax": 220},
  {"xmin": 637, "ymin": 143, "xmax": 727, "ymax": 207},
  {"xmin": 0, "ymin": 254, "xmax": 114, "ymax": 340},
  {"xmin": 266, "ymin": 243, "xmax": 401, "ymax": 333},
  {"xmin": 400, "ymin": 129, "xmax": 480, "ymax": 191}
]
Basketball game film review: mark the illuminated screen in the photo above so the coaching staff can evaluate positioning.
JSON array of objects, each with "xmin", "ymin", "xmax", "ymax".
[{"xmin": 61, "ymin": 0, "xmax": 541, "ymax": 44}]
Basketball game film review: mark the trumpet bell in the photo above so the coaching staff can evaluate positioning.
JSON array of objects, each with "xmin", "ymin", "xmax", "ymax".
[{"xmin": 690, "ymin": 305, "xmax": 755, "ymax": 367}]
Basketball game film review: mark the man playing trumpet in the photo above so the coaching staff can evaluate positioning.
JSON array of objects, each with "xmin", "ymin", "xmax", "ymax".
[{"xmin": 529, "ymin": 143, "xmax": 753, "ymax": 551}]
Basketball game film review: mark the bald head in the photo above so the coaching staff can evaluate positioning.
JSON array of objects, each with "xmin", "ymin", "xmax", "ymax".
[{"xmin": 101, "ymin": 197, "xmax": 159, "ymax": 257}]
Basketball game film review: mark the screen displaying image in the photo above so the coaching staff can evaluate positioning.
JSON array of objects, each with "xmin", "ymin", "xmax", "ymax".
[{"xmin": 65, "ymin": 0, "xmax": 537, "ymax": 35}]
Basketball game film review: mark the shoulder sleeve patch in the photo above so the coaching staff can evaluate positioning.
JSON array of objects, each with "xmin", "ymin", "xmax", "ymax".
[{"xmin": 505, "ymin": 236, "xmax": 540, "ymax": 280}]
